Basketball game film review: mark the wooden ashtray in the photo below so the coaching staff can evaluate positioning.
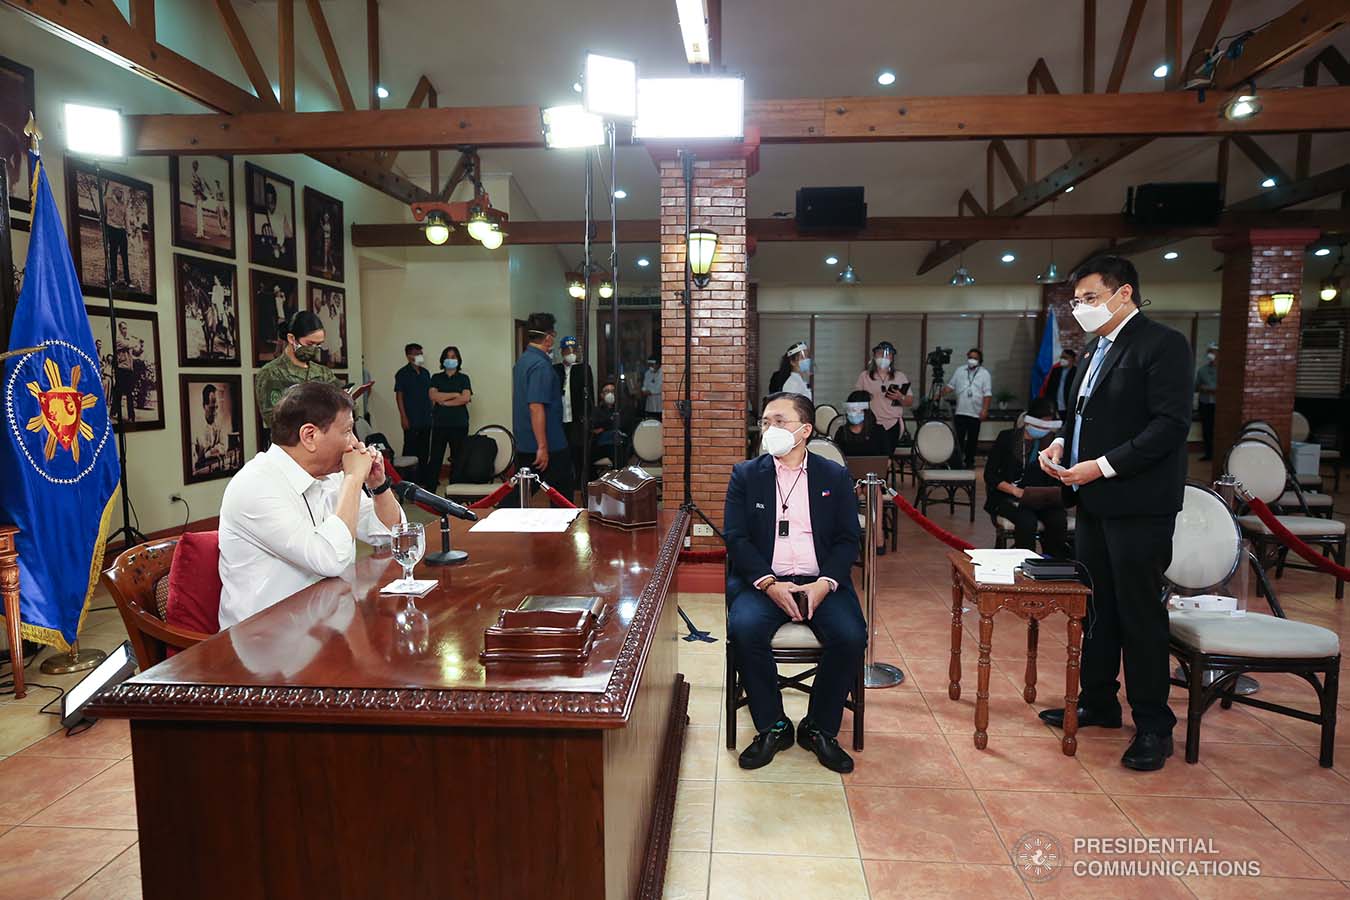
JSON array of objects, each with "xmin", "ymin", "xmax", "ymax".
[
  {"xmin": 480, "ymin": 595, "xmax": 606, "ymax": 663},
  {"xmin": 588, "ymin": 467, "xmax": 658, "ymax": 530}
]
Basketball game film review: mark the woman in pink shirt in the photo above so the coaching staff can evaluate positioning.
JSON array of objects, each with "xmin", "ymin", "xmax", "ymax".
[{"xmin": 853, "ymin": 341, "xmax": 913, "ymax": 456}]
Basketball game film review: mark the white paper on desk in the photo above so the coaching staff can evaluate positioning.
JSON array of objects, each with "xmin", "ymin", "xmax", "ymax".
[
  {"xmin": 469, "ymin": 507, "xmax": 583, "ymax": 533},
  {"xmin": 379, "ymin": 579, "xmax": 438, "ymax": 596},
  {"xmin": 966, "ymin": 549, "xmax": 1039, "ymax": 566},
  {"xmin": 973, "ymin": 567, "xmax": 1017, "ymax": 585}
]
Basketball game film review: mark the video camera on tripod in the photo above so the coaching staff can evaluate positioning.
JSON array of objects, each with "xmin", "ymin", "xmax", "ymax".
[{"xmin": 918, "ymin": 346, "xmax": 952, "ymax": 420}]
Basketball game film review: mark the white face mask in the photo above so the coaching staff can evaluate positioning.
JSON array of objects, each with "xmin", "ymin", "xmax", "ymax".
[
  {"xmin": 873, "ymin": 356, "xmax": 891, "ymax": 370},
  {"xmin": 563, "ymin": 353, "xmax": 577, "ymax": 365},
  {"xmin": 1206, "ymin": 352, "xmax": 1216, "ymax": 363},
  {"xmin": 412, "ymin": 354, "xmax": 424, "ymax": 366},
  {"xmin": 967, "ymin": 358, "xmax": 979, "ymax": 368},
  {"xmin": 603, "ymin": 392, "xmax": 616, "ymax": 405},
  {"xmin": 1071, "ymin": 286, "xmax": 1123, "ymax": 333},
  {"xmin": 760, "ymin": 424, "xmax": 805, "ymax": 458}
]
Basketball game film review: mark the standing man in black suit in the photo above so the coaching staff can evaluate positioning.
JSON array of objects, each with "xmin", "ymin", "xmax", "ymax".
[
  {"xmin": 554, "ymin": 336, "xmax": 594, "ymax": 488},
  {"xmin": 724, "ymin": 392, "xmax": 865, "ymax": 773},
  {"xmin": 1041, "ymin": 348, "xmax": 1078, "ymax": 420},
  {"xmin": 1037, "ymin": 256, "xmax": 1192, "ymax": 772}
]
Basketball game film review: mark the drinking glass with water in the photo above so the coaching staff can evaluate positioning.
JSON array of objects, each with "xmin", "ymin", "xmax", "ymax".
[{"xmin": 389, "ymin": 522, "xmax": 426, "ymax": 586}]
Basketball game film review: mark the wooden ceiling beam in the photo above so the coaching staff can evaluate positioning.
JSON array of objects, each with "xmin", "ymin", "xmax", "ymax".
[
  {"xmin": 958, "ymin": 190, "xmax": 986, "ymax": 218},
  {"xmin": 1230, "ymin": 134, "xmax": 1291, "ymax": 187},
  {"xmin": 211, "ymin": 0, "xmax": 280, "ymax": 108},
  {"xmin": 278, "ymin": 0, "xmax": 295, "ymax": 113},
  {"xmin": 1208, "ymin": 0, "xmax": 1349, "ymax": 88},
  {"xmin": 367, "ymin": 0, "xmax": 381, "ymax": 110},
  {"xmin": 304, "ymin": 0, "xmax": 356, "ymax": 112},
  {"xmin": 1227, "ymin": 161, "xmax": 1350, "ymax": 213},
  {"xmin": 1183, "ymin": 0, "xmax": 1233, "ymax": 82},
  {"xmin": 129, "ymin": 0, "xmax": 155, "ymax": 41},
  {"xmin": 1083, "ymin": 0, "xmax": 1096, "ymax": 93},
  {"xmin": 124, "ymin": 85, "xmax": 1350, "ymax": 155},
  {"xmin": 0, "ymin": 0, "xmax": 428, "ymax": 204},
  {"xmin": 1106, "ymin": 0, "xmax": 1149, "ymax": 94},
  {"xmin": 1164, "ymin": 0, "xmax": 1184, "ymax": 89},
  {"xmin": 350, "ymin": 210, "xmax": 1350, "ymax": 248}
]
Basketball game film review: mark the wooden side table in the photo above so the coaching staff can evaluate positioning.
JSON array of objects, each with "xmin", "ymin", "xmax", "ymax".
[
  {"xmin": 0, "ymin": 525, "xmax": 24, "ymax": 700},
  {"xmin": 947, "ymin": 551, "xmax": 1090, "ymax": 756}
]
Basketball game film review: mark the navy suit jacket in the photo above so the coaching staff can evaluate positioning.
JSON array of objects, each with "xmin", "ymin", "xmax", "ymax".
[{"xmin": 723, "ymin": 452, "xmax": 861, "ymax": 601}]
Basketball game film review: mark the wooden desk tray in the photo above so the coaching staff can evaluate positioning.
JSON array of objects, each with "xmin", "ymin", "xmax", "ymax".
[
  {"xmin": 587, "ymin": 467, "xmax": 658, "ymax": 530},
  {"xmin": 480, "ymin": 595, "xmax": 607, "ymax": 663}
]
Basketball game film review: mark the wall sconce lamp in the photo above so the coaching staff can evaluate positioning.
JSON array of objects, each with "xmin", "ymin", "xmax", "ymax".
[
  {"xmin": 1256, "ymin": 291, "xmax": 1295, "ymax": 326},
  {"xmin": 687, "ymin": 226, "xmax": 719, "ymax": 288}
]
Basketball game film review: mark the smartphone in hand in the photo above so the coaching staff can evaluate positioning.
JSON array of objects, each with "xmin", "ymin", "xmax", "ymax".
[{"xmin": 899, "ymin": 382, "xmax": 911, "ymax": 395}]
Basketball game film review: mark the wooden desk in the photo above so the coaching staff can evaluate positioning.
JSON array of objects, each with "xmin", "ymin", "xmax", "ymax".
[
  {"xmin": 947, "ymin": 552, "xmax": 1090, "ymax": 756},
  {"xmin": 90, "ymin": 510, "xmax": 690, "ymax": 900},
  {"xmin": 0, "ymin": 526, "xmax": 22, "ymax": 699}
]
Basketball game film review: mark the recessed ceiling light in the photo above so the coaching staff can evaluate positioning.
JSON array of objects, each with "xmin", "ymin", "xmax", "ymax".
[
  {"xmin": 613, "ymin": 189, "xmax": 627, "ymax": 199},
  {"xmin": 1260, "ymin": 177, "xmax": 1277, "ymax": 188},
  {"xmin": 877, "ymin": 70, "xmax": 896, "ymax": 86},
  {"xmin": 636, "ymin": 257, "xmax": 650, "ymax": 267},
  {"xmin": 825, "ymin": 255, "xmax": 838, "ymax": 265},
  {"xmin": 1152, "ymin": 63, "xmax": 1170, "ymax": 79},
  {"xmin": 573, "ymin": 82, "xmax": 583, "ymax": 93},
  {"xmin": 376, "ymin": 85, "xmax": 390, "ymax": 100},
  {"xmin": 1163, "ymin": 250, "xmax": 1180, "ymax": 260},
  {"xmin": 1063, "ymin": 185, "xmax": 1075, "ymax": 193},
  {"xmin": 1314, "ymin": 247, "xmax": 1332, "ymax": 257},
  {"xmin": 1000, "ymin": 252, "xmax": 1016, "ymax": 263}
]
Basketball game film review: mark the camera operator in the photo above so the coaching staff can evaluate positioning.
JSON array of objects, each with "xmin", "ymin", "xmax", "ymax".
[
  {"xmin": 942, "ymin": 348, "xmax": 992, "ymax": 467},
  {"xmin": 853, "ymin": 341, "xmax": 912, "ymax": 455}
]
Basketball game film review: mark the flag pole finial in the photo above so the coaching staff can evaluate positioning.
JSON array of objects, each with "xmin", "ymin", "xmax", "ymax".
[{"xmin": 23, "ymin": 112, "xmax": 42, "ymax": 154}]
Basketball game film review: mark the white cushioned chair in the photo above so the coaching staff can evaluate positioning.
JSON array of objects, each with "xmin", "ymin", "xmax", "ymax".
[
  {"xmin": 443, "ymin": 424, "xmax": 514, "ymax": 501},
  {"xmin": 912, "ymin": 420, "xmax": 976, "ymax": 522},
  {"xmin": 1166, "ymin": 482, "xmax": 1340, "ymax": 768},
  {"xmin": 814, "ymin": 403, "xmax": 839, "ymax": 436},
  {"xmin": 631, "ymin": 418, "xmax": 663, "ymax": 480},
  {"xmin": 805, "ymin": 436, "xmax": 845, "ymax": 467}
]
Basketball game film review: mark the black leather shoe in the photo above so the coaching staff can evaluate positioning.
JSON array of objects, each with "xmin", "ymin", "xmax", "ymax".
[
  {"xmin": 1039, "ymin": 705, "xmax": 1123, "ymax": 729},
  {"xmin": 738, "ymin": 719, "xmax": 794, "ymax": 770},
  {"xmin": 1121, "ymin": 733, "xmax": 1173, "ymax": 771},
  {"xmin": 797, "ymin": 719, "xmax": 854, "ymax": 773}
]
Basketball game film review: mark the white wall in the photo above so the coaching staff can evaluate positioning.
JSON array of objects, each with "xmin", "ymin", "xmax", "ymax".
[{"xmin": 2, "ymin": 14, "xmax": 404, "ymax": 535}]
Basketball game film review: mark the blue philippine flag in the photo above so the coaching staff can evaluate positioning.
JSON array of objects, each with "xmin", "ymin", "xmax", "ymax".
[{"xmin": 0, "ymin": 152, "xmax": 120, "ymax": 650}]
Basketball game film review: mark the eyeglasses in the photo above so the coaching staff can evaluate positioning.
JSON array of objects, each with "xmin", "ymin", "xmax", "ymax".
[
  {"xmin": 1070, "ymin": 287, "xmax": 1119, "ymax": 309},
  {"xmin": 759, "ymin": 417, "xmax": 804, "ymax": 430}
]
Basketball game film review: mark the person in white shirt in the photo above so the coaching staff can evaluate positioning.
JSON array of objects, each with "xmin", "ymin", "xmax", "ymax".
[
  {"xmin": 942, "ymin": 347, "xmax": 992, "ymax": 467},
  {"xmin": 217, "ymin": 381, "xmax": 404, "ymax": 629},
  {"xmin": 769, "ymin": 341, "xmax": 813, "ymax": 401},
  {"xmin": 641, "ymin": 356, "xmax": 663, "ymax": 420}
]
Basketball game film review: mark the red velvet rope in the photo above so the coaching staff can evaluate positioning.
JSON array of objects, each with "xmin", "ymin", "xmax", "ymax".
[
  {"xmin": 544, "ymin": 485, "xmax": 578, "ymax": 509},
  {"xmin": 468, "ymin": 481, "xmax": 515, "ymax": 510},
  {"xmin": 1246, "ymin": 497, "xmax": 1350, "ymax": 580},
  {"xmin": 891, "ymin": 494, "xmax": 975, "ymax": 552}
]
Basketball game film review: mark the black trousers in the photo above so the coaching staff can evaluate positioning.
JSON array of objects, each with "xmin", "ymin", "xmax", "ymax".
[
  {"xmin": 1199, "ymin": 402, "xmax": 1215, "ymax": 459},
  {"xmin": 992, "ymin": 497, "xmax": 1068, "ymax": 558},
  {"xmin": 728, "ymin": 579, "xmax": 867, "ymax": 737},
  {"xmin": 508, "ymin": 448, "xmax": 575, "ymax": 506},
  {"xmin": 426, "ymin": 425, "xmax": 467, "ymax": 490},
  {"xmin": 564, "ymin": 420, "xmax": 588, "ymax": 487},
  {"xmin": 953, "ymin": 414, "xmax": 981, "ymax": 467},
  {"xmin": 1073, "ymin": 506, "xmax": 1178, "ymax": 735},
  {"xmin": 115, "ymin": 368, "xmax": 136, "ymax": 422},
  {"xmin": 879, "ymin": 421, "xmax": 902, "ymax": 457},
  {"xmin": 401, "ymin": 426, "xmax": 432, "ymax": 488},
  {"xmin": 107, "ymin": 226, "xmax": 129, "ymax": 283}
]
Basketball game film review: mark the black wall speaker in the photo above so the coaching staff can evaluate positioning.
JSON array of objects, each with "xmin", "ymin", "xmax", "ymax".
[
  {"xmin": 1125, "ymin": 182, "xmax": 1223, "ymax": 226},
  {"xmin": 795, "ymin": 186, "xmax": 867, "ymax": 231}
]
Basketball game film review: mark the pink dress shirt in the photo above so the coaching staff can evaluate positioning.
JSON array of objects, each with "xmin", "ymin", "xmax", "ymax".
[
  {"xmin": 854, "ymin": 370, "xmax": 911, "ymax": 431},
  {"xmin": 754, "ymin": 456, "xmax": 838, "ymax": 593}
]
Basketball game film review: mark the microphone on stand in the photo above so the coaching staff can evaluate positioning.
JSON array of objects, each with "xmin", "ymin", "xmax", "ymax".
[{"xmin": 392, "ymin": 481, "xmax": 478, "ymax": 522}]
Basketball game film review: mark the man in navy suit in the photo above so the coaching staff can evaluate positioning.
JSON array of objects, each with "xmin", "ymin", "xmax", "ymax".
[{"xmin": 724, "ymin": 392, "xmax": 865, "ymax": 773}]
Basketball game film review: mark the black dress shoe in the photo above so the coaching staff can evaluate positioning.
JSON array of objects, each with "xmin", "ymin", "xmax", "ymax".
[
  {"xmin": 1121, "ymin": 732, "xmax": 1173, "ymax": 771},
  {"xmin": 797, "ymin": 719, "xmax": 854, "ymax": 773},
  {"xmin": 738, "ymin": 719, "xmax": 794, "ymax": 770},
  {"xmin": 1038, "ymin": 705, "xmax": 1123, "ymax": 729}
]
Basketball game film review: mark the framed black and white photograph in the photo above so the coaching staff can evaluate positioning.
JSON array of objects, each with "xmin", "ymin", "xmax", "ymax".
[
  {"xmin": 0, "ymin": 56, "xmax": 34, "ymax": 216},
  {"xmin": 303, "ymin": 187, "xmax": 343, "ymax": 282},
  {"xmin": 251, "ymin": 268, "xmax": 298, "ymax": 366},
  {"xmin": 170, "ymin": 155, "xmax": 234, "ymax": 257},
  {"xmin": 245, "ymin": 162, "xmax": 296, "ymax": 271},
  {"xmin": 306, "ymin": 282, "xmax": 347, "ymax": 368},
  {"xmin": 66, "ymin": 158, "xmax": 157, "ymax": 304},
  {"xmin": 174, "ymin": 253, "xmax": 240, "ymax": 367},
  {"xmin": 86, "ymin": 306, "xmax": 165, "ymax": 432},
  {"xmin": 179, "ymin": 374, "xmax": 244, "ymax": 484}
]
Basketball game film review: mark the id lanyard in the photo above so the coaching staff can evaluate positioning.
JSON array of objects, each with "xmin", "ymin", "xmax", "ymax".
[{"xmin": 776, "ymin": 467, "xmax": 805, "ymax": 537}]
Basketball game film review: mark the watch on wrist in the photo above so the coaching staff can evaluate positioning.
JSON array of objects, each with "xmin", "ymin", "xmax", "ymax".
[{"xmin": 370, "ymin": 476, "xmax": 393, "ymax": 496}]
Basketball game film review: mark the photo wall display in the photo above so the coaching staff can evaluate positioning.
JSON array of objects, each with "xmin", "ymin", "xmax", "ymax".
[
  {"xmin": 251, "ymin": 269, "xmax": 299, "ymax": 367},
  {"xmin": 307, "ymin": 282, "xmax": 347, "ymax": 369},
  {"xmin": 179, "ymin": 374, "xmax": 245, "ymax": 484},
  {"xmin": 170, "ymin": 155, "xmax": 235, "ymax": 258},
  {"xmin": 303, "ymin": 187, "xmax": 344, "ymax": 282},
  {"xmin": 65, "ymin": 158, "xmax": 157, "ymax": 304},
  {"xmin": 86, "ymin": 306, "xmax": 165, "ymax": 432},
  {"xmin": 0, "ymin": 56, "xmax": 35, "ymax": 217},
  {"xmin": 245, "ymin": 162, "xmax": 296, "ymax": 272},
  {"xmin": 174, "ymin": 253, "xmax": 240, "ymax": 367}
]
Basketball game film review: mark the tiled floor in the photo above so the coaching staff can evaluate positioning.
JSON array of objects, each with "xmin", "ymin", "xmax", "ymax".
[{"xmin": 0, "ymin": 456, "xmax": 1345, "ymax": 898}]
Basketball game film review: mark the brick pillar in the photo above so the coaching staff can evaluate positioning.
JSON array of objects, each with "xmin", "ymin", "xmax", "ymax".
[
  {"xmin": 1213, "ymin": 229, "xmax": 1319, "ymax": 473},
  {"xmin": 1041, "ymin": 281, "xmax": 1086, "ymax": 360},
  {"xmin": 659, "ymin": 157, "xmax": 749, "ymax": 544}
]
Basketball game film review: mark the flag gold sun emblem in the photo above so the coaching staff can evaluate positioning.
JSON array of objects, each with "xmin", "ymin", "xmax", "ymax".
[{"xmin": 25, "ymin": 358, "xmax": 98, "ymax": 463}]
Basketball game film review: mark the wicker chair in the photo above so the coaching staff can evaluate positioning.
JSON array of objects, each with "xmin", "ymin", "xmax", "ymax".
[{"xmin": 101, "ymin": 538, "xmax": 211, "ymax": 669}]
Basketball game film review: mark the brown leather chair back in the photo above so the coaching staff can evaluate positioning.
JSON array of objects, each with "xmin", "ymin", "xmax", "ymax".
[{"xmin": 101, "ymin": 538, "xmax": 210, "ymax": 669}]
